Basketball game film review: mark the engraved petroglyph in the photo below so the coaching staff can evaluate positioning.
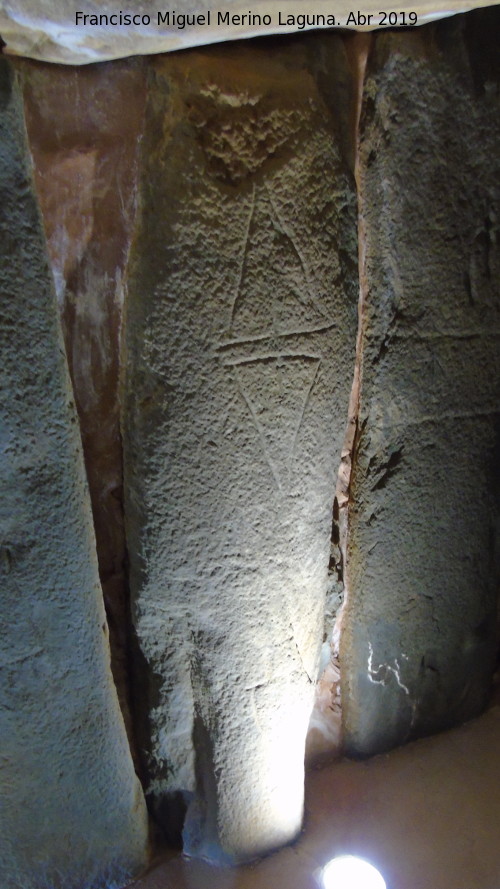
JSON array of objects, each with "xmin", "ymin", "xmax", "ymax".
[
  {"xmin": 219, "ymin": 181, "xmax": 332, "ymax": 493},
  {"xmin": 227, "ymin": 183, "xmax": 333, "ymax": 340},
  {"xmin": 264, "ymin": 183, "xmax": 331, "ymax": 325},
  {"xmin": 229, "ymin": 184, "xmax": 256, "ymax": 333},
  {"xmin": 233, "ymin": 356, "xmax": 320, "ymax": 493},
  {"xmin": 215, "ymin": 321, "xmax": 337, "ymax": 353},
  {"xmin": 123, "ymin": 40, "xmax": 358, "ymax": 863}
]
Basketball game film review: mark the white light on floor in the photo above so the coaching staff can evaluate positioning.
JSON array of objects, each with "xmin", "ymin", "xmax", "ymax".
[{"xmin": 322, "ymin": 855, "xmax": 386, "ymax": 889}]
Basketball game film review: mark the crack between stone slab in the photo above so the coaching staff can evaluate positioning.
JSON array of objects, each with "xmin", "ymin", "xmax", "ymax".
[
  {"xmin": 308, "ymin": 33, "xmax": 373, "ymax": 767},
  {"xmin": 324, "ymin": 35, "xmax": 372, "ymax": 755}
]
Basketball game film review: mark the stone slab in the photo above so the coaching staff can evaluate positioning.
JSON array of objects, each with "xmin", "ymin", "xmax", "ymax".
[
  {"xmin": 341, "ymin": 9, "xmax": 500, "ymax": 756},
  {"xmin": 122, "ymin": 37, "xmax": 357, "ymax": 863},
  {"xmin": 0, "ymin": 57, "xmax": 148, "ymax": 889},
  {"xmin": 0, "ymin": 0, "xmax": 498, "ymax": 65},
  {"xmin": 21, "ymin": 57, "xmax": 147, "ymax": 751}
]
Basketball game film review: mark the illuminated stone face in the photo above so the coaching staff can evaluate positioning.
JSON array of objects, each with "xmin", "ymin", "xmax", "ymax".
[{"xmin": 122, "ymin": 43, "xmax": 357, "ymax": 862}]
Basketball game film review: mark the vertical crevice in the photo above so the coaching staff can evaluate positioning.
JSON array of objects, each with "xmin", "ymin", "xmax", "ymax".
[
  {"xmin": 306, "ymin": 33, "xmax": 373, "ymax": 768},
  {"xmin": 337, "ymin": 31, "xmax": 373, "ymax": 639}
]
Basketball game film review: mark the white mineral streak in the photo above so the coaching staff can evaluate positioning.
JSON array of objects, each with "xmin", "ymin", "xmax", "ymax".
[
  {"xmin": 0, "ymin": 0, "xmax": 496, "ymax": 64},
  {"xmin": 367, "ymin": 643, "xmax": 411, "ymax": 696}
]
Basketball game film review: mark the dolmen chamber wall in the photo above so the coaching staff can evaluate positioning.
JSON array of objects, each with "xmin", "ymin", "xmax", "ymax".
[{"xmin": 0, "ymin": 8, "xmax": 499, "ymax": 885}]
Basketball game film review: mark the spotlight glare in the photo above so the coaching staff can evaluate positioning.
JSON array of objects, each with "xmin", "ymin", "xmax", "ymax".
[{"xmin": 321, "ymin": 855, "xmax": 386, "ymax": 889}]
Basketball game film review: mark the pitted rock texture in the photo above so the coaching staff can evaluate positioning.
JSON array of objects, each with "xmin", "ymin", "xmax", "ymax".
[
  {"xmin": 0, "ymin": 59, "xmax": 148, "ymax": 889},
  {"xmin": 21, "ymin": 58, "xmax": 147, "ymax": 749},
  {"xmin": 0, "ymin": 0, "xmax": 497, "ymax": 65},
  {"xmin": 122, "ymin": 37, "xmax": 357, "ymax": 863},
  {"xmin": 341, "ymin": 9, "xmax": 500, "ymax": 757}
]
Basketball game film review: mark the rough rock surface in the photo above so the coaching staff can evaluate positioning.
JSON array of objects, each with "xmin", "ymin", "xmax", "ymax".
[
  {"xmin": 0, "ymin": 58, "xmax": 148, "ymax": 888},
  {"xmin": 21, "ymin": 58, "xmax": 147, "ymax": 749},
  {"xmin": 0, "ymin": 0, "xmax": 497, "ymax": 66},
  {"xmin": 122, "ymin": 37, "xmax": 357, "ymax": 863},
  {"xmin": 341, "ymin": 9, "xmax": 500, "ymax": 757}
]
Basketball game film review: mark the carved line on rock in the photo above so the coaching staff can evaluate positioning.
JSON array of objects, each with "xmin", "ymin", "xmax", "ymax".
[
  {"xmin": 222, "ymin": 351, "xmax": 320, "ymax": 367},
  {"xmin": 233, "ymin": 365, "xmax": 284, "ymax": 492},
  {"xmin": 289, "ymin": 622, "xmax": 314, "ymax": 685},
  {"xmin": 263, "ymin": 182, "xmax": 331, "ymax": 324},
  {"xmin": 227, "ymin": 182, "xmax": 334, "ymax": 341},
  {"xmin": 229, "ymin": 183, "xmax": 256, "ymax": 333},
  {"xmin": 290, "ymin": 357, "xmax": 320, "ymax": 462},
  {"xmin": 214, "ymin": 321, "xmax": 337, "ymax": 351},
  {"xmin": 232, "ymin": 355, "xmax": 321, "ymax": 494},
  {"xmin": 370, "ymin": 407, "xmax": 500, "ymax": 431}
]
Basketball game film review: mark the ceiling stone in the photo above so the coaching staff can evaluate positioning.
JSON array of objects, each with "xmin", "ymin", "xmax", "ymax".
[{"xmin": 0, "ymin": 0, "xmax": 497, "ymax": 64}]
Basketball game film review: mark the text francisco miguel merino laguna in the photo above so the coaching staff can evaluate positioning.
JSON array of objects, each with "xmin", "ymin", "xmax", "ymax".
[{"xmin": 75, "ymin": 9, "xmax": 348, "ymax": 28}]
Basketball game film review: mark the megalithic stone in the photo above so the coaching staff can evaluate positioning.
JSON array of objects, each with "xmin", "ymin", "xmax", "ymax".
[
  {"xmin": 0, "ymin": 0, "xmax": 498, "ymax": 65},
  {"xmin": 21, "ymin": 57, "xmax": 147, "ymax": 751},
  {"xmin": 123, "ymin": 39, "xmax": 357, "ymax": 863},
  {"xmin": 341, "ymin": 10, "xmax": 500, "ymax": 757},
  {"xmin": 0, "ymin": 59, "xmax": 148, "ymax": 889}
]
